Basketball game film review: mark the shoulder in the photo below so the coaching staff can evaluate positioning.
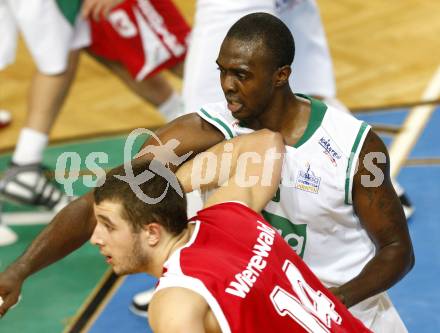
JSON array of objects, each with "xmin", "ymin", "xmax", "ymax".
[
  {"xmin": 196, "ymin": 101, "xmax": 237, "ymax": 139},
  {"xmin": 357, "ymin": 129, "xmax": 390, "ymax": 174},
  {"xmin": 321, "ymin": 105, "xmax": 371, "ymax": 157},
  {"xmin": 149, "ymin": 288, "xmax": 208, "ymax": 333}
]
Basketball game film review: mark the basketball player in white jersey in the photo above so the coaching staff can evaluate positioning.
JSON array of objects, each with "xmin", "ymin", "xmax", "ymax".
[
  {"xmin": 181, "ymin": 0, "xmax": 413, "ymax": 207},
  {"xmin": 134, "ymin": 0, "xmax": 412, "ymax": 316},
  {"xmin": 130, "ymin": 0, "xmax": 348, "ymax": 314},
  {"xmin": 0, "ymin": 13, "xmax": 413, "ymax": 332}
]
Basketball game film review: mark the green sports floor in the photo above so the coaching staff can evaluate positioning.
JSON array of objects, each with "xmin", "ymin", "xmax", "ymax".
[{"xmin": 0, "ymin": 133, "xmax": 147, "ymax": 333}]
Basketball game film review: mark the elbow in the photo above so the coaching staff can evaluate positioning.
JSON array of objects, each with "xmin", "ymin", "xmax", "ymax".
[
  {"xmin": 397, "ymin": 241, "xmax": 415, "ymax": 277},
  {"xmin": 258, "ymin": 129, "xmax": 285, "ymax": 152},
  {"xmin": 407, "ymin": 245, "xmax": 415, "ymax": 273}
]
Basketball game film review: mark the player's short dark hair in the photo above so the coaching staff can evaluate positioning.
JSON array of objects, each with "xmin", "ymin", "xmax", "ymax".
[
  {"xmin": 94, "ymin": 160, "xmax": 188, "ymax": 235},
  {"xmin": 225, "ymin": 12, "xmax": 295, "ymax": 69}
]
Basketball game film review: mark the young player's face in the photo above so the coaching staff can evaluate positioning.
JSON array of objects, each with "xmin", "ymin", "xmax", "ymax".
[
  {"xmin": 91, "ymin": 201, "xmax": 149, "ymax": 275},
  {"xmin": 216, "ymin": 37, "xmax": 277, "ymax": 121}
]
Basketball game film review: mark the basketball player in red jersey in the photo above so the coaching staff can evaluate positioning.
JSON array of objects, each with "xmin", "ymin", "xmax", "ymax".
[{"xmin": 91, "ymin": 130, "xmax": 370, "ymax": 333}]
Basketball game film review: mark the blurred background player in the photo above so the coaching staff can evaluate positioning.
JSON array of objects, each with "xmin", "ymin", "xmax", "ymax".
[
  {"xmin": 0, "ymin": 0, "xmax": 190, "ymax": 245},
  {"xmin": 0, "ymin": 0, "xmax": 88, "ymax": 245}
]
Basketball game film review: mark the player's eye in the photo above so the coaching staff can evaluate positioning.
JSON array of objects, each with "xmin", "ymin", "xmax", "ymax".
[
  {"xmin": 104, "ymin": 223, "xmax": 115, "ymax": 232},
  {"xmin": 237, "ymin": 73, "xmax": 247, "ymax": 80},
  {"xmin": 217, "ymin": 66, "xmax": 226, "ymax": 74}
]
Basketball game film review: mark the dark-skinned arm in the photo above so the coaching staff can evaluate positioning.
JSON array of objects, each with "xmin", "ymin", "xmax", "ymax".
[
  {"xmin": 0, "ymin": 113, "xmax": 224, "ymax": 317},
  {"xmin": 329, "ymin": 130, "xmax": 415, "ymax": 308}
]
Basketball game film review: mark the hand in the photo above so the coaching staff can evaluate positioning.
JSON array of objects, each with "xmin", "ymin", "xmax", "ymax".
[
  {"xmin": 0, "ymin": 269, "xmax": 24, "ymax": 318},
  {"xmin": 328, "ymin": 286, "xmax": 347, "ymax": 307},
  {"xmin": 82, "ymin": 0, "xmax": 124, "ymax": 21}
]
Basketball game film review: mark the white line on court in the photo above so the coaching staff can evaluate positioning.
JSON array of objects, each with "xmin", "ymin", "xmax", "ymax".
[
  {"xmin": 3, "ymin": 211, "xmax": 54, "ymax": 226},
  {"xmin": 389, "ymin": 65, "xmax": 440, "ymax": 178}
]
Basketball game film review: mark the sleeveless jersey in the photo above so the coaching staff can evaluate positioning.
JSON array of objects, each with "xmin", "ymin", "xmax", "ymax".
[
  {"xmin": 197, "ymin": 95, "xmax": 373, "ymax": 287},
  {"xmin": 156, "ymin": 202, "xmax": 370, "ymax": 333},
  {"xmin": 195, "ymin": 96, "xmax": 408, "ymax": 332},
  {"xmin": 89, "ymin": 0, "xmax": 190, "ymax": 80}
]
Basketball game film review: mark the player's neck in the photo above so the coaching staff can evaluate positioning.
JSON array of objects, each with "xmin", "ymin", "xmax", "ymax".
[
  {"xmin": 250, "ymin": 89, "xmax": 298, "ymax": 132},
  {"xmin": 149, "ymin": 224, "xmax": 195, "ymax": 277},
  {"xmin": 280, "ymin": 94, "xmax": 312, "ymax": 146}
]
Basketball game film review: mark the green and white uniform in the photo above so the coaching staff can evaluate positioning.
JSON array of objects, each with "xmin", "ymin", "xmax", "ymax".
[{"xmin": 197, "ymin": 95, "xmax": 407, "ymax": 332}]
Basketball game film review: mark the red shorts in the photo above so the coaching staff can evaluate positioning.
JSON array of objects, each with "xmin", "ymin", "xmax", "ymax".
[{"xmin": 89, "ymin": 0, "xmax": 190, "ymax": 80}]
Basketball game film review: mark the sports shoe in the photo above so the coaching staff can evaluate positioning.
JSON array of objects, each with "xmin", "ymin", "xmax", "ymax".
[
  {"xmin": 0, "ymin": 223, "xmax": 17, "ymax": 246},
  {"xmin": 130, "ymin": 288, "xmax": 155, "ymax": 318},
  {"xmin": 0, "ymin": 162, "xmax": 73, "ymax": 212},
  {"xmin": 393, "ymin": 180, "xmax": 415, "ymax": 220},
  {"xmin": 0, "ymin": 110, "xmax": 12, "ymax": 129},
  {"xmin": 399, "ymin": 192, "xmax": 415, "ymax": 220}
]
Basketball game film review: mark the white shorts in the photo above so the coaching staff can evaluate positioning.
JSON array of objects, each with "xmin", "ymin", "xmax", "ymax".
[
  {"xmin": 0, "ymin": 0, "xmax": 90, "ymax": 75},
  {"xmin": 350, "ymin": 292, "xmax": 408, "ymax": 333},
  {"xmin": 182, "ymin": 0, "xmax": 335, "ymax": 113},
  {"xmin": 276, "ymin": 0, "xmax": 336, "ymax": 97}
]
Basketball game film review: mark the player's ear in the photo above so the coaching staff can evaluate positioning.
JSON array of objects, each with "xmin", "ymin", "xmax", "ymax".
[
  {"xmin": 143, "ymin": 222, "xmax": 162, "ymax": 246},
  {"xmin": 274, "ymin": 65, "xmax": 291, "ymax": 87}
]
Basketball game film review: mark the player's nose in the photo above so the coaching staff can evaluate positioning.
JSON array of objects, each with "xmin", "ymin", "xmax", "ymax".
[
  {"xmin": 90, "ymin": 226, "xmax": 103, "ymax": 246},
  {"xmin": 222, "ymin": 73, "xmax": 238, "ymax": 94}
]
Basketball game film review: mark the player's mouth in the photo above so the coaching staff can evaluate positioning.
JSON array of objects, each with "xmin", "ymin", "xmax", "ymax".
[
  {"xmin": 227, "ymin": 100, "xmax": 243, "ymax": 113},
  {"xmin": 101, "ymin": 252, "xmax": 113, "ymax": 264}
]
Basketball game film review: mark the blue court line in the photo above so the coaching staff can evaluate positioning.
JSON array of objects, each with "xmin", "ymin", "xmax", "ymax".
[{"xmin": 88, "ymin": 274, "xmax": 157, "ymax": 333}]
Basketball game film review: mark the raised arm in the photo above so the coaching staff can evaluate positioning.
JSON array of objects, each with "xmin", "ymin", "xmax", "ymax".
[
  {"xmin": 176, "ymin": 129, "xmax": 285, "ymax": 212},
  {"xmin": 0, "ymin": 113, "xmax": 224, "ymax": 317},
  {"xmin": 330, "ymin": 130, "xmax": 415, "ymax": 307}
]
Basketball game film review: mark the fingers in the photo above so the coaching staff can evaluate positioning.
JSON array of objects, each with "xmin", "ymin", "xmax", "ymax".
[
  {"xmin": 82, "ymin": 0, "xmax": 121, "ymax": 21},
  {"xmin": 81, "ymin": 0, "xmax": 95, "ymax": 19},
  {"xmin": 82, "ymin": 0, "xmax": 103, "ymax": 21},
  {"xmin": 0, "ymin": 293, "xmax": 19, "ymax": 318},
  {"xmin": 93, "ymin": 2, "xmax": 106, "ymax": 21},
  {"xmin": 0, "ymin": 295, "xmax": 8, "ymax": 318},
  {"xmin": 101, "ymin": 3, "xmax": 113, "ymax": 19}
]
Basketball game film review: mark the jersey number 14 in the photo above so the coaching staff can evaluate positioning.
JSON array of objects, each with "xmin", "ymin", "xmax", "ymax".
[{"xmin": 270, "ymin": 260, "xmax": 342, "ymax": 333}]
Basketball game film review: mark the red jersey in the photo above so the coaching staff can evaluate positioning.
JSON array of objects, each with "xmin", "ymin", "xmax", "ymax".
[
  {"xmin": 89, "ymin": 0, "xmax": 190, "ymax": 80},
  {"xmin": 156, "ymin": 202, "xmax": 371, "ymax": 333}
]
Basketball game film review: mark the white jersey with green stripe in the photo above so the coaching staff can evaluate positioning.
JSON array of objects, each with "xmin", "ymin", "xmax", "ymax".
[{"xmin": 197, "ymin": 95, "xmax": 373, "ymax": 288}]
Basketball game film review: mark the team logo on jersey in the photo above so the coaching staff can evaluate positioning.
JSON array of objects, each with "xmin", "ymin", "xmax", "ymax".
[
  {"xmin": 295, "ymin": 163, "xmax": 321, "ymax": 194},
  {"xmin": 319, "ymin": 137, "xmax": 341, "ymax": 166},
  {"xmin": 262, "ymin": 211, "xmax": 307, "ymax": 258}
]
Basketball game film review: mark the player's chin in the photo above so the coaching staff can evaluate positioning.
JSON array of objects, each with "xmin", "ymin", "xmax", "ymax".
[
  {"xmin": 231, "ymin": 107, "xmax": 250, "ymax": 120},
  {"xmin": 112, "ymin": 268, "xmax": 127, "ymax": 276},
  {"xmin": 111, "ymin": 264, "xmax": 124, "ymax": 275},
  {"xmin": 113, "ymin": 266, "xmax": 136, "ymax": 276}
]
